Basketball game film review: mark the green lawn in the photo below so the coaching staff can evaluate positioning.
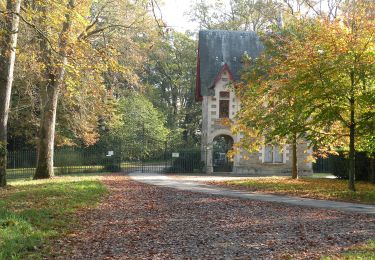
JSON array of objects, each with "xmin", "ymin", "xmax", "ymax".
[
  {"xmin": 342, "ymin": 240, "xmax": 375, "ymax": 259},
  {"xmin": 218, "ymin": 177, "xmax": 375, "ymax": 204},
  {"xmin": 0, "ymin": 174, "xmax": 108, "ymax": 259},
  {"xmin": 6, "ymin": 166, "xmax": 108, "ymax": 179},
  {"xmin": 323, "ymin": 240, "xmax": 375, "ymax": 259}
]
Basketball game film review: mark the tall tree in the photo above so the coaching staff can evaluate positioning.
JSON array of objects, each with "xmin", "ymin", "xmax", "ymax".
[
  {"xmin": 237, "ymin": 0, "xmax": 374, "ymax": 189},
  {"xmin": 9, "ymin": 0, "xmax": 158, "ymax": 152},
  {"xmin": 234, "ymin": 26, "xmax": 312, "ymax": 179},
  {"xmin": 143, "ymin": 31, "xmax": 201, "ymax": 146},
  {"xmin": 0, "ymin": 0, "xmax": 22, "ymax": 187},
  {"xmin": 307, "ymin": 0, "xmax": 374, "ymax": 191},
  {"xmin": 28, "ymin": 0, "xmax": 158, "ymax": 178},
  {"xmin": 34, "ymin": 0, "xmax": 76, "ymax": 179}
]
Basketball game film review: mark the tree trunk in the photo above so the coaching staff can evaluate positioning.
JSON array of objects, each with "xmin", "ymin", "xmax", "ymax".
[
  {"xmin": 348, "ymin": 97, "xmax": 356, "ymax": 191},
  {"xmin": 34, "ymin": 0, "xmax": 74, "ymax": 179},
  {"xmin": 291, "ymin": 133, "xmax": 298, "ymax": 179},
  {"xmin": 348, "ymin": 68, "xmax": 356, "ymax": 192},
  {"xmin": 34, "ymin": 81, "xmax": 60, "ymax": 179},
  {"xmin": 0, "ymin": 0, "xmax": 22, "ymax": 187},
  {"xmin": 370, "ymin": 155, "xmax": 374, "ymax": 184}
]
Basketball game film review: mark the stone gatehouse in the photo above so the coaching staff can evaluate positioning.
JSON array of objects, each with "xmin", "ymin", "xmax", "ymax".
[{"xmin": 195, "ymin": 30, "xmax": 312, "ymax": 175}]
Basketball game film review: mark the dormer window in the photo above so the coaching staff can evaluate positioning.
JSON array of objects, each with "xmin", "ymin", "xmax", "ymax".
[{"xmin": 219, "ymin": 91, "xmax": 230, "ymax": 118}]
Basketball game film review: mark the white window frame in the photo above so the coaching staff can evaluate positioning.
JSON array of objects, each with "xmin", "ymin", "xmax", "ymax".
[{"xmin": 261, "ymin": 144, "xmax": 286, "ymax": 164}]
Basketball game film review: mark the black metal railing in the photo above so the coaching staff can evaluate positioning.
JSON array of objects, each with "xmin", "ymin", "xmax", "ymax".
[
  {"xmin": 6, "ymin": 144, "xmax": 205, "ymax": 180},
  {"xmin": 313, "ymin": 157, "xmax": 332, "ymax": 173}
]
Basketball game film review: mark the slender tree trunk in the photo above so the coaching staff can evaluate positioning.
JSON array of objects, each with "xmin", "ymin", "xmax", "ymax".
[
  {"xmin": 370, "ymin": 155, "xmax": 374, "ymax": 184},
  {"xmin": 348, "ymin": 70, "xmax": 356, "ymax": 191},
  {"xmin": 291, "ymin": 133, "xmax": 298, "ymax": 179},
  {"xmin": 348, "ymin": 98, "xmax": 356, "ymax": 191},
  {"xmin": 0, "ymin": 0, "xmax": 22, "ymax": 187},
  {"xmin": 34, "ymin": 0, "xmax": 74, "ymax": 179}
]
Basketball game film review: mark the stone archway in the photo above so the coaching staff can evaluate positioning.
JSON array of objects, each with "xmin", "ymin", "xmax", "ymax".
[{"xmin": 212, "ymin": 135, "xmax": 234, "ymax": 172}]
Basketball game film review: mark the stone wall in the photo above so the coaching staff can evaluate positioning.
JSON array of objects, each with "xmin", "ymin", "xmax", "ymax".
[{"xmin": 234, "ymin": 142, "xmax": 313, "ymax": 176}]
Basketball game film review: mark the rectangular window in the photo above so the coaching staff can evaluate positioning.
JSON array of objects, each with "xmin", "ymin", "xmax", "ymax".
[
  {"xmin": 264, "ymin": 145, "xmax": 273, "ymax": 163},
  {"xmin": 220, "ymin": 91, "xmax": 230, "ymax": 98},
  {"xmin": 219, "ymin": 100, "xmax": 229, "ymax": 118},
  {"xmin": 273, "ymin": 145, "xmax": 283, "ymax": 163},
  {"xmin": 264, "ymin": 145, "xmax": 284, "ymax": 163}
]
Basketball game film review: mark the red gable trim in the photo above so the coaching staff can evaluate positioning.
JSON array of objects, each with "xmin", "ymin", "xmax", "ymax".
[
  {"xmin": 195, "ymin": 48, "xmax": 203, "ymax": 102},
  {"xmin": 209, "ymin": 63, "xmax": 234, "ymax": 89}
]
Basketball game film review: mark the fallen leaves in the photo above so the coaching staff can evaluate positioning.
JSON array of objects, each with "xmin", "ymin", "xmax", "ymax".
[{"xmin": 52, "ymin": 174, "xmax": 375, "ymax": 259}]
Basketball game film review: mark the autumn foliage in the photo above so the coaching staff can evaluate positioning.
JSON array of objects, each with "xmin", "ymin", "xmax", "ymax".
[{"xmin": 235, "ymin": 0, "xmax": 375, "ymax": 190}]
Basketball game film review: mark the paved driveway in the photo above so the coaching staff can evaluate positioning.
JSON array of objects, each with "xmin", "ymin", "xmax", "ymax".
[{"xmin": 130, "ymin": 172, "xmax": 375, "ymax": 215}]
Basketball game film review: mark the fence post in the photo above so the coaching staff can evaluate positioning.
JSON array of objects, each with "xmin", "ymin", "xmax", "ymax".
[
  {"xmin": 118, "ymin": 140, "xmax": 122, "ymax": 172},
  {"xmin": 164, "ymin": 140, "xmax": 168, "ymax": 171},
  {"xmin": 141, "ymin": 123, "xmax": 145, "ymax": 173}
]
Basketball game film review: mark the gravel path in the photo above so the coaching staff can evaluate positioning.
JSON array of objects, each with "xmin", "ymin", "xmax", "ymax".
[{"xmin": 54, "ymin": 174, "xmax": 375, "ymax": 259}]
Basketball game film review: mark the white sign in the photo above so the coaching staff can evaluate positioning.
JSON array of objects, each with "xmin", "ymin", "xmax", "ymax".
[
  {"xmin": 106, "ymin": 151, "xmax": 114, "ymax": 157},
  {"xmin": 172, "ymin": 153, "xmax": 179, "ymax": 158}
]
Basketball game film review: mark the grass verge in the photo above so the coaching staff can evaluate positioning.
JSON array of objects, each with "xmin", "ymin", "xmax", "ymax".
[
  {"xmin": 323, "ymin": 240, "xmax": 375, "ymax": 259},
  {"xmin": 342, "ymin": 240, "xmax": 375, "ymax": 259},
  {"xmin": 0, "ymin": 174, "xmax": 108, "ymax": 259},
  {"xmin": 217, "ymin": 177, "xmax": 375, "ymax": 204}
]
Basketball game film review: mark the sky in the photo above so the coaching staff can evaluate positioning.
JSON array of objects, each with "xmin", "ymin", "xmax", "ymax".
[{"xmin": 160, "ymin": 0, "xmax": 200, "ymax": 32}]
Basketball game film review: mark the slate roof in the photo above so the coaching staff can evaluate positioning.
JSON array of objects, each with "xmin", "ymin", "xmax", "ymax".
[{"xmin": 195, "ymin": 30, "xmax": 263, "ymax": 101}]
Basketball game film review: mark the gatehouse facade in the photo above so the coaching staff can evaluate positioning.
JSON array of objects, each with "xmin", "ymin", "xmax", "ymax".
[{"xmin": 196, "ymin": 30, "xmax": 313, "ymax": 175}]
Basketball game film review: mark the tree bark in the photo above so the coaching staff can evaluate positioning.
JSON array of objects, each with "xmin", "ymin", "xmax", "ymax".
[
  {"xmin": 34, "ymin": 0, "xmax": 74, "ymax": 179},
  {"xmin": 348, "ymin": 97, "xmax": 356, "ymax": 191},
  {"xmin": 370, "ymin": 155, "xmax": 374, "ymax": 184},
  {"xmin": 34, "ymin": 79, "xmax": 60, "ymax": 179},
  {"xmin": 0, "ymin": 0, "xmax": 22, "ymax": 187},
  {"xmin": 291, "ymin": 133, "xmax": 298, "ymax": 179}
]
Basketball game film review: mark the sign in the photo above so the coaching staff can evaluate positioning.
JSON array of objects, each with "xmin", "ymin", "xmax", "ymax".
[
  {"xmin": 172, "ymin": 153, "xmax": 179, "ymax": 158},
  {"xmin": 106, "ymin": 151, "xmax": 114, "ymax": 157}
]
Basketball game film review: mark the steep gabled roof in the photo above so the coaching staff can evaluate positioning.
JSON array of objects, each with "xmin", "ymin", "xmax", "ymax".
[{"xmin": 196, "ymin": 30, "xmax": 263, "ymax": 101}]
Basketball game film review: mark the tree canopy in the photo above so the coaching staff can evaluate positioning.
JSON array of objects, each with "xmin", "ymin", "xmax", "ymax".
[{"xmin": 234, "ymin": 0, "xmax": 375, "ymax": 188}]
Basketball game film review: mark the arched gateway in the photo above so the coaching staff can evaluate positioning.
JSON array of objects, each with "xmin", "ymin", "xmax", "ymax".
[{"xmin": 212, "ymin": 135, "xmax": 234, "ymax": 172}]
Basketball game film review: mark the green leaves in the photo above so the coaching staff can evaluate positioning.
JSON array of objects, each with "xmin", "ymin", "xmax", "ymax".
[
  {"xmin": 237, "ymin": 0, "xmax": 374, "ymax": 154},
  {"xmin": 100, "ymin": 91, "xmax": 169, "ymax": 159}
]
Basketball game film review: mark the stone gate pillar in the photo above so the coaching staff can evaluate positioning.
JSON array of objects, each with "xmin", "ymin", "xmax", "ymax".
[{"xmin": 205, "ymin": 144, "xmax": 213, "ymax": 174}]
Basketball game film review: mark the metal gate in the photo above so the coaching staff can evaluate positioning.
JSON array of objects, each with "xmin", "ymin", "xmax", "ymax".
[
  {"xmin": 212, "ymin": 135, "xmax": 233, "ymax": 172},
  {"xmin": 119, "ymin": 140, "xmax": 204, "ymax": 174}
]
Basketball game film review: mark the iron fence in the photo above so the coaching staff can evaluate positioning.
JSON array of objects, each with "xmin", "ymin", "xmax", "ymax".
[
  {"xmin": 6, "ymin": 144, "xmax": 205, "ymax": 180},
  {"xmin": 7, "ymin": 143, "xmax": 339, "ymax": 180},
  {"xmin": 313, "ymin": 157, "xmax": 332, "ymax": 173}
]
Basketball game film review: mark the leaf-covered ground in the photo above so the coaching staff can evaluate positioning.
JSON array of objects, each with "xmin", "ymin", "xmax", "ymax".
[{"xmin": 53, "ymin": 174, "xmax": 375, "ymax": 259}]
